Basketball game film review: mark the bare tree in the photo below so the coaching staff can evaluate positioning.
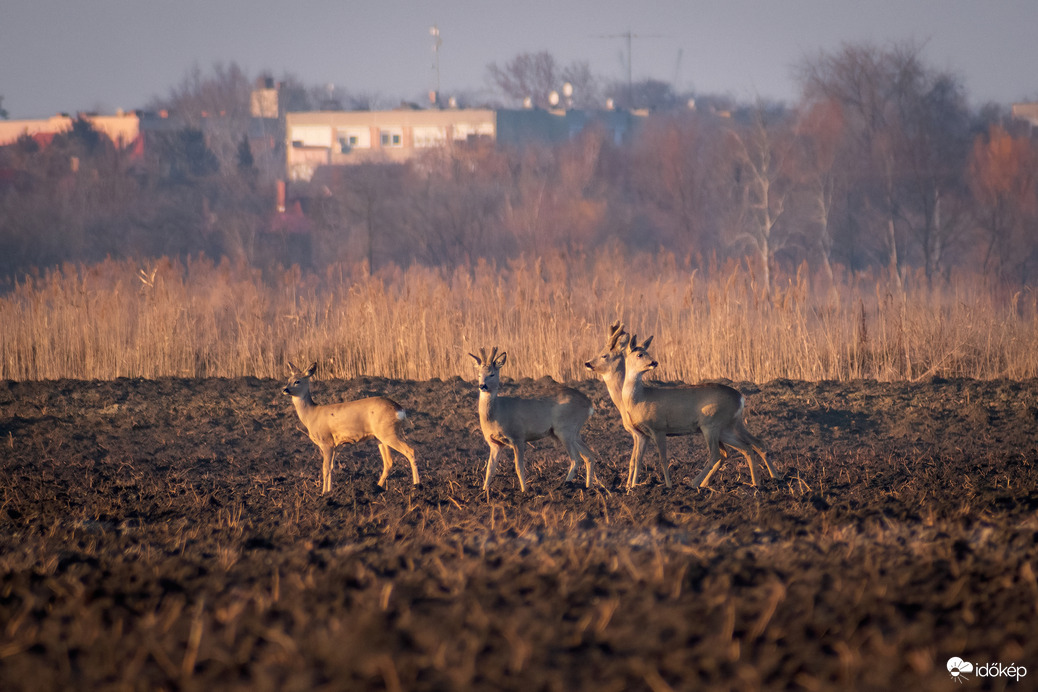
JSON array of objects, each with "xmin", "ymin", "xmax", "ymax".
[
  {"xmin": 797, "ymin": 43, "xmax": 907, "ymax": 284},
  {"xmin": 794, "ymin": 99, "xmax": 847, "ymax": 281},
  {"xmin": 968, "ymin": 124, "xmax": 1038, "ymax": 282},
  {"xmin": 308, "ymin": 164, "xmax": 412, "ymax": 269},
  {"xmin": 405, "ymin": 143, "xmax": 509, "ymax": 267},
  {"xmin": 604, "ymin": 78, "xmax": 690, "ymax": 111},
  {"xmin": 724, "ymin": 103, "xmax": 796, "ymax": 296},
  {"xmin": 150, "ymin": 63, "xmax": 253, "ymax": 175},
  {"xmin": 797, "ymin": 40, "xmax": 973, "ymax": 285},
  {"xmin": 628, "ymin": 111, "xmax": 724, "ymax": 255},
  {"xmin": 498, "ymin": 132, "xmax": 608, "ymax": 254},
  {"xmin": 486, "ymin": 52, "xmax": 599, "ymax": 109}
]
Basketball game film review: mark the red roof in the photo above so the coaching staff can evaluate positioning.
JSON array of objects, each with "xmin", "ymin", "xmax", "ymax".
[{"xmin": 269, "ymin": 200, "xmax": 311, "ymax": 235}]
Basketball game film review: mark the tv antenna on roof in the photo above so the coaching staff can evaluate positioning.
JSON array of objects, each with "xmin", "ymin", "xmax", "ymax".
[{"xmin": 593, "ymin": 29, "xmax": 667, "ymax": 108}]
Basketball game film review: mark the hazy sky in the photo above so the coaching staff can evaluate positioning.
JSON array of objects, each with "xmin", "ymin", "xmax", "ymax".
[{"xmin": 3, "ymin": 0, "xmax": 1036, "ymax": 119}]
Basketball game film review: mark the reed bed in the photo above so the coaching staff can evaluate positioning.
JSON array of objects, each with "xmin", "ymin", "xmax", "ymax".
[{"xmin": 2, "ymin": 249, "xmax": 1037, "ymax": 382}]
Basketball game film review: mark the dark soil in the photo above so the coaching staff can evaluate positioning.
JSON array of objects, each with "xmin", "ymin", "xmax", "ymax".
[{"xmin": 2, "ymin": 376, "xmax": 1037, "ymax": 691}]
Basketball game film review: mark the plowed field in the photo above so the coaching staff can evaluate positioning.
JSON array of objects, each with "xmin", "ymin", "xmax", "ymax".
[{"xmin": 2, "ymin": 376, "xmax": 1037, "ymax": 690}]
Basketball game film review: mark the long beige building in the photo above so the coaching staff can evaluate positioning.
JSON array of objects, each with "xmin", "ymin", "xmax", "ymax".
[
  {"xmin": 286, "ymin": 108, "xmax": 496, "ymax": 181},
  {"xmin": 0, "ymin": 111, "xmax": 144, "ymax": 148}
]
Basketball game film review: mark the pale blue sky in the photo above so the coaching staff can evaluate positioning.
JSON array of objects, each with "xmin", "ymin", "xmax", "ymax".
[{"xmin": 3, "ymin": 0, "xmax": 1036, "ymax": 118}]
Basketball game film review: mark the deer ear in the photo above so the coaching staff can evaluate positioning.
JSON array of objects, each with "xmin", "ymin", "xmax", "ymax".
[
  {"xmin": 495, "ymin": 351, "xmax": 507, "ymax": 367},
  {"xmin": 642, "ymin": 335, "xmax": 654, "ymax": 350},
  {"xmin": 288, "ymin": 361, "xmax": 299, "ymax": 375},
  {"xmin": 468, "ymin": 352, "xmax": 482, "ymax": 366},
  {"xmin": 615, "ymin": 332, "xmax": 630, "ymax": 350},
  {"xmin": 304, "ymin": 362, "xmax": 318, "ymax": 377}
]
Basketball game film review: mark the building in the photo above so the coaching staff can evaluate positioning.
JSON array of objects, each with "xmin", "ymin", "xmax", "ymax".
[
  {"xmin": 286, "ymin": 107, "xmax": 496, "ymax": 181},
  {"xmin": 0, "ymin": 111, "xmax": 145, "ymax": 149},
  {"xmin": 495, "ymin": 107, "xmax": 640, "ymax": 148},
  {"xmin": 1012, "ymin": 103, "xmax": 1038, "ymax": 133},
  {"xmin": 285, "ymin": 106, "xmax": 642, "ymax": 181},
  {"xmin": 1, "ymin": 106, "xmax": 284, "ymax": 182},
  {"xmin": 250, "ymin": 77, "xmax": 282, "ymax": 119}
]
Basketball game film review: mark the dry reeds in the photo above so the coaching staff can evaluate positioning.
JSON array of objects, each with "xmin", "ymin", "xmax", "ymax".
[{"xmin": 2, "ymin": 249, "xmax": 1036, "ymax": 382}]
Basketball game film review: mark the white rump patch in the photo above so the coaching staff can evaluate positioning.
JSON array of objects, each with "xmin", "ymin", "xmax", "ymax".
[{"xmin": 397, "ymin": 410, "xmax": 407, "ymax": 420}]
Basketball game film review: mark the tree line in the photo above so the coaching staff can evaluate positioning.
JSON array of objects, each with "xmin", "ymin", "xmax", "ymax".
[{"xmin": 1, "ymin": 41, "xmax": 1036, "ymax": 287}]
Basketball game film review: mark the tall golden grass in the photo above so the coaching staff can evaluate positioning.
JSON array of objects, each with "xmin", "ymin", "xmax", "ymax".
[{"xmin": 2, "ymin": 248, "xmax": 1037, "ymax": 382}]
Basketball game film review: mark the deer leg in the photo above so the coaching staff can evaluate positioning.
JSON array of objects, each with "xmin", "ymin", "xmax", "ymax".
[
  {"xmin": 702, "ymin": 458, "xmax": 725, "ymax": 486},
  {"xmin": 737, "ymin": 421, "xmax": 778, "ymax": 479},
  {"xmin": 576, "ymin": 438, "xmax": 598, "ymax": 488},
  {"xmin": 628, "ymin": 432, "xmax": 650, "ymax": 490},
  {"xmin": 483, "ymin": 441, "xmax": 504, "ymax": 491},
  {"xmin": 511, "ymin": 443, "xmax": 529, "ymax": 492},
  {"xmin": 653, "ymin": 430, "xmax": 671, "ymax": 488},
  {"xmin": 693, "ymin": 427, "xmax": 725, "ymax": 488},
  {"xmin": 377, "ymin": 443, "xmax": 394, "ymax": 487},
  {"xmin": 626, "ymin": 435, "xmax": 637, "ymax": 489},
  {"xmin": 758, "ymin": 449, "xmax": 778, "ymax": 480},
  {"xmin": 385, "ymin": 435, "xmax": 420, "ymax": 485},
  {"xmin": 561, "ymin": 436, "xmax": 594, "ymax": 487},
  {"xmin": 560, "ymin": 436, "xmax": 580, "ymax": 485},
  {"xmin": 721, "ymin": 430, "xmax": 758, "ymax": 486},
  {"xmin": 626, "ymin": 428, "xmax": 645, "ymax": 488},
  {"xmin": 320, "ymin": 444, "xmax": 334, "ymax": 494}
]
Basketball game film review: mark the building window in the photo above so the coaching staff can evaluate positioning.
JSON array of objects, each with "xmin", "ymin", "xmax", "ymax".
[
  {"xmin": 337, "ymin": 128, "xmax": 370, "ymax": 150},
  {"xmin": 380, "ymin": 129, "xmax": 403, "ymax": 147},
  {"xmin": 414, "ymin": 126, "xmax": 447, "ymax": 148},
  {"xmin": 453, "ymin": 122, "xmax": 495, "ymax": 141},
  {"xmin": 338, "ymin": 135, "xmax": 359, "ymax": 153}
]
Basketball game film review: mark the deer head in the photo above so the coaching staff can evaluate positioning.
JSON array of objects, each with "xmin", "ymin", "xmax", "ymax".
[
  {"xmin": 283, "ymin": 361, "xmax": 318, "ymax": 397},
  {"xmin": 624, "ymin": 334, "xmax": 657, "ymax": 376},
  {"xmin": 469, "ymin": 347, "xmax": 507, "ymax": 393},
  {"xmin": 585, "ymin": 321, "xmax": 630, "ymax": 376}
]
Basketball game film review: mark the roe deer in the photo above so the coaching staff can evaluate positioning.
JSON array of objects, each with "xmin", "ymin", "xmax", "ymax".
[
  {"xmin": 584, "ymin": 321, "xmax": 645, "ymax": 489},
  {"xmin": 283, "ymin": 362, "xmax": 419, "ymax": 494},
  {"xmin": 584, "ymin": 322, "xmax": 705, "ymax": 489},
  {"xmin": 621, "ymin": 335, "xmax": 778, "ymax": 488},
  {"xmin": 470, "ymin": 347, "xmax": 597, "ymax": 492}
]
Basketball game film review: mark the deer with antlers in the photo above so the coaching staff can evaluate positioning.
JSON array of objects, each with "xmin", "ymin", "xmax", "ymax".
[
  {"xmin": 614, "ymin": 331, "xmax": 777, "ymax": 489},
  {"xmin": 584, "ymin": 321, "xmax": 645, "ymax": 488},
  {"xmin": 470, "ymin": 347, "xmax": 598, "ymax": 492},
  {"xmin": 283, "ymin": 362, "xmax": 419, "ymax": 494}
]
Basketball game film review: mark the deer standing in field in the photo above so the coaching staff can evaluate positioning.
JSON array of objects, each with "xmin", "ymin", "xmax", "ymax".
[
  {"xmin": 584, "ymin": 321, "xmax": 645, "ymax": 488},
  {"xmin": 621, "ymin": 334, "xmax": 778, "ymax": 488},
  {"xmin": 584, "ymin": 322, "xmax": 703, "ymax": 488},
  {"xmin": 470, "ymin": 347, "xmax": 598, "ymax": 492},
  {"xmin": 283, "ymin": 362, "xmax": 419, "ymax": 494}
]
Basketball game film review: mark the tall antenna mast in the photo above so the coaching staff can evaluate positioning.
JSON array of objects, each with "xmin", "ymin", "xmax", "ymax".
[
  {"xmin": 593, "ymin": 29, "xmax": 666, "ymax": 108},
  {"xmin": 430, "ymin": 25, "xmax": 442, "ymax": 106}
]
